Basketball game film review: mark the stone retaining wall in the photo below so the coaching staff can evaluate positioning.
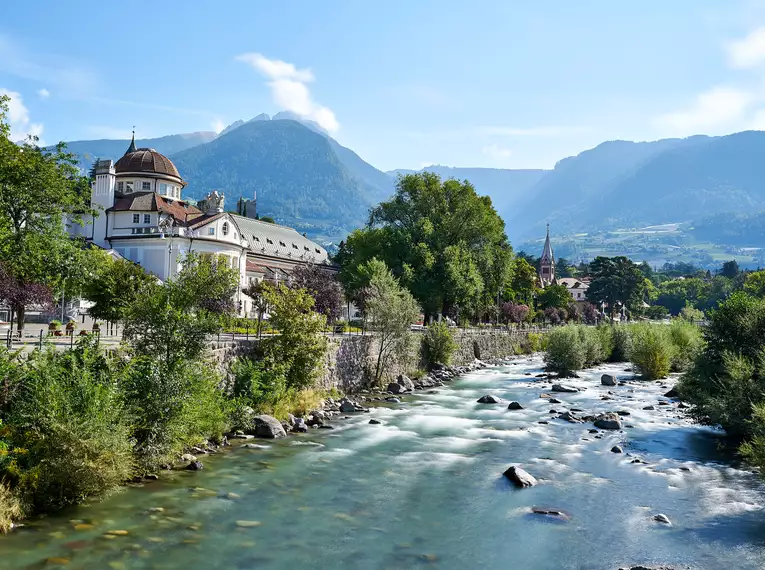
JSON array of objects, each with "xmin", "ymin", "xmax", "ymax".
[{"xmin": 209, "ymin": 329, "xmax": 539, "ymax": 394}]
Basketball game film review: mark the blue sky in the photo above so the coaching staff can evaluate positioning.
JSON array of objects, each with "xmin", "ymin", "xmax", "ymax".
[{"xmin": 3, "ymin": 0, "xmax": 765, "ymax": 171}]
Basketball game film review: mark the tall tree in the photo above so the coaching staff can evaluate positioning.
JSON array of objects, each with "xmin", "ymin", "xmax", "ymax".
[
  {"xmin": 506, "ymin": 257, "xmax": 538, "ymax": 306},
  {"xmin": 291, "ymin": 264, "xmax": 343, "ymax": 323},
  {"xmin": 82, "ymin": 255, "xmax": 156, "ymax": 324},
  {"xmin": 336, "ymin": 173, "xmax": 511, "ymax": 322},
  {"xmin": 720, "ymin": 259, "xmax": 740, "ymax": 279},
  {"xmin": 0, "ymin": 94, "xmax": 91, "ymax": 330},
  {"xmin": 537, "ymin": 283, "xmax": 571, "ymax": 310},
  {"xmin": 586, "ymin": 256, "xmax": 644, "ymax": 318}
]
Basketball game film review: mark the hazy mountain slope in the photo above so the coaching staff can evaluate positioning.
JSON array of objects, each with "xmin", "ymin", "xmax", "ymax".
[
  {"xmin": 60, "ymin": 132, "xmax": 217, "ymax": 171},
  {"xmin": 170, "ymin": 120, "xmax": 376, "ymax": 233}
]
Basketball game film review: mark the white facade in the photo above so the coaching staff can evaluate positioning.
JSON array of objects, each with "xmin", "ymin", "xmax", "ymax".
[{"xmin": 67, "ymin": 141, "xmax": 331, "ymax": 315}]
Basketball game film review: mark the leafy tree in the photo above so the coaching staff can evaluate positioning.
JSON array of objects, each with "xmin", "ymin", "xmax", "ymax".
[
  {"xmin": 242, "ymin": 280, "xmax": 270, "ymax": 335},
  {"xmin": 0, "ymin": 265, "xmax": 53, "ymax": 332},
  {"xmin": 543, "ymin": 306, "xmax": 563, "ymax": 325},
  {"xmin": 556, "ymin": 257, "xmax": 576, "ymax": 278},
  {"xmin": 506, "ymin": 257, "xmax": 538, "ymax": 305},
  {"xmin": 261, "ymin": 284, "xmax": 328, "ymax": 389},
  {"xmin": 258, "ymin": 216, "xmax": 276, "ymax": 224},
  {"xmin": 0, "ymin": 95, "xmax": 91, "ymax": 330},
  {"xmin": 720, "ymin": 259, "xmax": 740, "ymax": 279},
  {"xmin": 586, "ymin": 256, "xmax": 644, "ymax": 318},
  {"xmin": 537, "ymin": 283, "xmax": 571, "ymax": 310},
  {"xmin": 122, "ymin": 253, "xmax": 238, "ymax": 367},
  {"xmin": 83, "ymin": 256, "xmax": 156, "ymax": 324},
  {"xmin": 582, "ymin": 302, "xmax": 599, "ymax": 324},
  {"xmin": 646, "ymin": 305, "xmax": 669, "ymax": 319},
  {"xmin": 291, "ymin": 264, "xmax": 343, "ymax": 323},
  {"xmin": 744, "ymin": 270, "xmax": 765, "ymax": 298},
  {"xmin": 363, "ymin": 259, "xmax": 420, "ymax": 382},
  {"xmin": 423, "ymin": 321, "xmax": 458, "ymax": 366},
  {"xmin": 501, "ymin": 302, "xmax": 530, "ymax": 326},
  {"xmin": 337, "ymin": 173, "xmax": 511, "ymax": 322}
]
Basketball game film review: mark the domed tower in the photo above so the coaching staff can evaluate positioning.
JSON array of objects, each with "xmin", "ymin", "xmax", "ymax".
[
  {"xmin": 539, "ymin": 224, "xmax": 555, "ymax": 285},
  {"xmin": 113, "ymin": 133, "xmax": 186, "ymax": 199}
]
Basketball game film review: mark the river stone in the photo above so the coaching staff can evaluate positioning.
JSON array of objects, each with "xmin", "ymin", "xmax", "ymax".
[
  {"xmin": 397, "ymin": 374, "xmax": 415, "ymax": 391},
  {"xmin": 601, "ymin": 374, "xmax": 617, "ymax": 386},
  {"xmin": 369, "ymin": 419, "xmax": 382, "ymax": 425},
  {"xmin": 653, "ymin": 513, "xmax": 671, "ymax": 524},
  {"xmin": 185, "ymin": 460, "xmax": 204, "ymax": 470},
  {"xmin": 291, "ymin": 418, "xmax": 308, "ymax": 433},
  {"xmin": 477, "ymin": 395, "xmax": 503, "ymax": 404},
  {"xmin": 642, "ymin": 405, "xmax": 655, "ymax": 410},
  {"xmin": 558, "ymin": 411, "xmax": 581, "ymax": 423},
  {"xmin": 664, "ymin": 387, "xmax": 679, "ymax": 398},
  {"xmin": 236, "ymin": 520, "xmax": 262, "ymax": 528},
  {"xmin": 552, "ymin": 384, "xmax": 579, "ymax": 393},
  {"xmin": 503, "ymin": 466, "xmax": 537, "ymax": 488},
  {"xmin": 387, "ymin": 382, "xmax": 405, "ymax": 394},
  {"xmin": 252, "ymin": 415, "xmax": 287, "ymax": 438},
  {"xmin": 611, "ymin": 445, "xmax": 623, "ymax": 453},
  {"xmin": 385, "ymin": 397, "xmax": 401, "ymax": 403},
  {"xmin": 507, "ymin": 401, "xmax": 524, "ymax": 410},
  {"xmin": 593, "ymin": 412, "xmax": 622, "ymax": 430}
]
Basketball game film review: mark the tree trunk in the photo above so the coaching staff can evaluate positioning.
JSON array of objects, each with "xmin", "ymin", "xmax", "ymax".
[{"xmin": 15, "ymin": 306, "xmax": 24, "ymax": 335}]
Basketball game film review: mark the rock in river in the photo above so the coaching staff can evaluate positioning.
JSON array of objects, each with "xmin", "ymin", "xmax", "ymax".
[
  {"xmin": 593, "ymin": 412, "xmax": 622, "ymax": 430},
  {"xmin": 611, "ymin": 445, "xmax": 623, "ymax": 453},
  {"xmin": 552, "ymin": 384, "xmax": 579, "ymax": 393},
  {"xmin": 503, "ymin": 466, "xmax": 537, "ymax": 488},
  {"xmin": 477, "ymin": 395, "xmax": 503, "ymax": 404},
  {"xmin": 507, "ymin": 401, "xmax": 524, "ymax": 410},
  {"xmin": 558, "ymin": 411, "xmax": 581, "ymax": 423},
  {"xmin": 253, "ymin": 415, "xmax": 287, "ymax": 439},
  {"xmin": 387, "ymin": 382, "xmax": 406, "ymax": 394},
  {"xmin": 601, "ymin": 374, "xmax": 617, "ymax": 386},
  {"xmin": 185, "ymin": 460, "xmax": 204, "ymax": 470},
  {"xmin": 653, "ymin": 513, "xmax": 671, "ymax": 524}
]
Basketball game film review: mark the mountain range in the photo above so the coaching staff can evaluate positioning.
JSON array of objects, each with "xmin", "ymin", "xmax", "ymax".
[{"xmin": 57, "ymin": 115, "xmax": 765, "ymax": 250}]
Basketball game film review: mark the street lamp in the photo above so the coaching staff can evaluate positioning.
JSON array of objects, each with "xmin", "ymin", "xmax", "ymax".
[{"xmin": 158, "ymin": 214, "xmax": 175, "ymax": 281}]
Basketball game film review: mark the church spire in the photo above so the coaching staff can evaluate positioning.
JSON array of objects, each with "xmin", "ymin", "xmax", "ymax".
[
  {"xmin": 125, "ymin": 127, "xmax": 137, "ymax": 154},
  {"xmin": 539, "ymin": 223, "xmax": 555, "ymax": 285}
]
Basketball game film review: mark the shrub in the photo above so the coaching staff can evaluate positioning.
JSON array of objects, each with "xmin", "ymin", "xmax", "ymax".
[
  {"xmin": 628, "ymin": 323, "xmax": 674, "ymax": 379},
  {"xmin": 0, "ymin": 480, "xmax": 22, "ymax": 533},
  {"xmin": 522, "ymin": 332, "xmax": 545, "ymax": 354},
  {"xmin": 4, "ymin": 342, "xmax": 133, "ymax": 512},
  {"xmin": 609, "ymin": 325, "xmax": 632, "ymax": 362},
  {"xmin": 231, "ymin": 358, "xmax": 288, "ymax": 411},
  {"xmin": 646, "ymin": 305, "xmax": 669, "ymax": 320},
  {"xmin": 579, "ymin": 326, "xmax": 605, "ymax": 365},
  {"xmin": 680, "ymin": 306, "xmax": 705, "ymax": 322},
  {"xmin": 423, "ymin": 322, "xmax": 458, "ymax": 366},
  {"xmin": 668, "ymin": 319, "xmax": 703, "ymax": 371},
  {"xmin": 545, "ymin": 327, "xmax": 585, "ymax": 375}
]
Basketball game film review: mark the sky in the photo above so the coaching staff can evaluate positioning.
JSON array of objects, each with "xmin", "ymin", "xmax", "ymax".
[{"xmin": 3, "ymin": 1, "xmax": 765, "ymax": 171}]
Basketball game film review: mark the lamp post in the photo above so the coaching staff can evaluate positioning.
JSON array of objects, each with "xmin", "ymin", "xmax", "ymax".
[{"xmin": 158, "ymin": 214, "xmax": 175, "ymax": 281}]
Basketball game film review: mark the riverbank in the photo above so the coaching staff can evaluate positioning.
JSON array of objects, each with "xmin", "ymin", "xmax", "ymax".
[{"xmin": 1, "ymin": 356, "xmax": 764, "ymax": 570}]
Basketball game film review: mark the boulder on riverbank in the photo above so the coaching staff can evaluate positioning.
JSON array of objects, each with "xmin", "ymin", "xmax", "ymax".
[
  {"xmin": 593, "ymin": 413, "xmax": 622, "ymax": 430},
  {"xmin": 252, "ymin": 415, "xmax": 287, "ymax": 438},
  {"xmin": 387, "ymin": 382, "xmax": 405, "ymax": 394},
  {"xmin": 552, "ymin": 384, "xmax": 579, "ymax": 393},
  {"xmin": 601, "ymin": 374, "xmax": 617, "ymax": 386},
  {"xmin": 507, "ymin": 401, "xmax": 524, "ymax": 410},
  {"xmin": 477, "ymin": 395, "xmax": 503, "ymax": 404},
  {"xmin": 503, "ymin": 466, "xmax": 537, "ymax": 487}
]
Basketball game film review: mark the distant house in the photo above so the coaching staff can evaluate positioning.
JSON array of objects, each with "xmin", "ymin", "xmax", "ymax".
[{"xmin": 557, "ymin": 277, "xmax": 590, "ymax": 303}]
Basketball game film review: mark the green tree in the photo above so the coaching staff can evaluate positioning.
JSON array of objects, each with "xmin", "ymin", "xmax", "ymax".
[
  {"xmin": 537, "ymin": 283, "xmax": 571, "ymax": 310},
  {"xmin": 506, "ymin": 257, "xmax": 538, "ymax": 305},
  {"xmin": 83, "ymin": 255, "xmax": 156, "ymax": 324},
  {"xmin": 363, "ymin": 259, "xmax": 420, "ymax": 382},
  {"xmin": 0, "ymin": 94, "xmax": 91, "ymax": 330},
  {"xmin": 261, "ymin": 284, "xmax": 328, "ymax": 389},
  {"xmin": 336, "ymin": 173, "xmax": 511, "ymax": 322},
  {"xmin": 744, "ymin": 270, "xmax": 765, "ymax": 298},
  {"xmin": 586, "ymin": 256, "xmax": 645, "ymax": 318},
  {"xmin": 556, "ymin": 257, "xmax": 576, "ymax": 278},
  {"xmin": 720, "ymin": 259, "xmax": 740, "ymax": 279}
]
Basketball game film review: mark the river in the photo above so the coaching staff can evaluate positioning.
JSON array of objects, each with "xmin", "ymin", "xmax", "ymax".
[{"xmin": 2, "ymin": 356, "xmax": 765, "ymax": 570}]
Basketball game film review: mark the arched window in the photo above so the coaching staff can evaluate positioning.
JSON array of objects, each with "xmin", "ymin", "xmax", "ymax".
[{"xmin": 222, "ymin": 222, "xmax": 229, "ymax": 236}]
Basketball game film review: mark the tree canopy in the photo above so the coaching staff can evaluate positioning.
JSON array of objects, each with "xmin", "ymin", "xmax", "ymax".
[{"xmin": 586, "ymin": 256, "xmax": 644, "ymax": 318}]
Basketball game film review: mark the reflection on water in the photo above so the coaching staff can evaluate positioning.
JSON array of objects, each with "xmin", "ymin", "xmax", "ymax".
[{"xmin": 3, "ymin": 357, "xmax": 765, "ymax": 570}]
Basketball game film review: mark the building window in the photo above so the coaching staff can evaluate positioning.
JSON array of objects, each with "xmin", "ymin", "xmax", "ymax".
[
  {"xmin": 279, "ymin": 241, "xmax": 286, "ymax": 247},
  {"xmin": 304, "ymin": 246, "xmax": 310, "ymax": 251},
  {"xmin": 208, "ymin": 227, "xmax": 215, "ymax": 235},
  {"xmin": 142, "ymin": 181, "xmax": 151, "ymax": 191},
  {"xmin": 132, "ymin": 214, "xmax": 140, "ymax": 224},
  {"xmin": 292, "ymin": 243, "xmax": 299, "ymax": 250},
  {"xmin": 117, "ymin": 181, "xmax": 124, "ymax": 192},
  {"xmin": 266, "ymin": 238, "xmax": 273, "ymax": 245},
  {"xmin": 159, "ymin": 183, "xmax": 167, "ymax": 196},
  {"xmin": 125, "ymin": 181, "xmax": 134, "ymax": 193},
  {"xmin": 315, "ymin": 248, "xmax": 321, "ymax": 253},
  {"xmin": 143, "ymin": 214, "xmax": 151, "ymax": 224},
  {"xmin": 222, "ymin": 222, "xmax": 229, "ymax": 236}
]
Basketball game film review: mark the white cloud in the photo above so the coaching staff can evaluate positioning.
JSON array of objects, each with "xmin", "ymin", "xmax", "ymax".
[
  {"xmin": 481, "ymin": 144, "xmax": 513, "ymax": 165},
  {"xmin": 728, "ymin": 27, "xmax": 765, "ymax": 68},
  {"xmin": 37, "ymin": 88, "xmax": 50, "ymax": 99},
  {"xmin": 654, "ymin": 87, "xmax": 754, "ymax": 134},
  {"xmin": 211, "ymin": 118, "xmax": 226, "ymax": 134},
  {"xmin": 0, "ymin": 88, "xmax": 44, "ymax": 143},
  {"xmin": 236, "ymin": 52, "xmax": 339, "ymax": 133}
]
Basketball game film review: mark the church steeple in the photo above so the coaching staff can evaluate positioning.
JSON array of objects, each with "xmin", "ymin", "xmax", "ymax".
[
  {"xmin": 539, "ymin": 223, "xmax": 555, "ymax": 285},
  {"xmin": 125, "ymin": 127, "xmax": 137, "ymax": 154}
]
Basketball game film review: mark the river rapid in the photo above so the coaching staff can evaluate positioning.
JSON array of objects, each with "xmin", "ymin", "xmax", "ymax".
[{"xmin": 3, "ymin": 356, "xmax": 765, "ymax": 570}]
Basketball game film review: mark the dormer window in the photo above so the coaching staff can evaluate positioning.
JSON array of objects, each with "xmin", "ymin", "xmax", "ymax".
[
  {"xmin": 208, "ymin": 227, "xmax": 215, "ymax": 235},
  {"xmin": 292, "ymin": 243, "xmax": 299, "ymax": 250},
  {"xmin": 142, "ymin": 181, "xmax": 151, "ymax": 191},
  {"xmin": 266, "ymin": 238, "xmax": 273, "ymax": 245},
  {"xmin": 125, "ymin": 181, "xmax": 134, "ymax": 193},
  {"xmin": 222, "ymin": 222, "xmax": 229, "ymax": 236},
  {"xmin": 253, "ymin": 236, "xmax": 259, "ymax": 242},
  {"xmin": 117, "ymin": 181, "xmax": 124, "ymax": 192},
  {"xmin": 304, "ymin": 246, "xmax": 309, "ymax": 251},
  {"xmin": 132, "ymin": 214, "xmax": 140, "ymax": 224},
  {"xmin": 315, "ymin": 248, "xmax": 321, "ymax": 253},
  {"xmin": 279, "ymin": 241, "xmax": 286, "ymax": 247}
]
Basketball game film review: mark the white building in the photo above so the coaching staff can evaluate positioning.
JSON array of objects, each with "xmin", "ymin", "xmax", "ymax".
[{"xmin": 68, "ymin": 136, "xmax": 331, "ymax": 316}]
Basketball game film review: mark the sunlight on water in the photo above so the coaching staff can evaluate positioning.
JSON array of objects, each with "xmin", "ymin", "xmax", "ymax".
[{"xmin": 2, "ymin": 356, "xmax": 765, "ymax": 570}]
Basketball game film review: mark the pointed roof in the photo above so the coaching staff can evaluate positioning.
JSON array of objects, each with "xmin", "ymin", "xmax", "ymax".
[
  {"xmin": 125, "ymin": 129, "xmax": 137, "ymax": 154},
  {"xmin": 540, "ymin": 224, "xmax": 554, "ymax": 264}
]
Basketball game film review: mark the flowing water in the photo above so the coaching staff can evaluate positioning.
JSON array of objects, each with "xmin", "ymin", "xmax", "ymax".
[{"xmin": 3, "ymin": 356, "xmax": 765, "ymax": 570}]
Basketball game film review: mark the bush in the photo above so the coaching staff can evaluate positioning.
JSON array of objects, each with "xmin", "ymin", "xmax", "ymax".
[
  {"xmin": 680, "ymin": 306, "xmax": 705, "ymax": 322},
  {"xmin": 628, "ymin": 323, "xmax": 674, "ymax": 379},
  {"xmin": 521, "ymin": 332, "xmax": 545, "ymax": 354},
  {"xmin": 646, "ymin": 305, "xmax": 669, "ymax": 320},
  {"xmin": 609, "ymin": 325, "xmax": 632, "ymax": 362},
  {"xmin": 423, "ymin": 322, "xmax": 458, "ymax": 366},
  {"xmin": 231, "ymin": 358, "xmax": 288, "ymax": 411},
  {"xmin": 0, "ymin": 480, "xmax": 22, "ymax": 533},
  {"xmin": 3, "ymin": 342, "xmax": 133, "ymax": 512},
  {"xmin": 579, "ymin": 326, "xmax": 605, "ymax": 365},
  {"xmin": 123, "ymin": 357, "xmax": 228, "ymax": 472},
  {"xmin": 668, "ymin": 319, "xmax": 703, "ymax": 371},
  {"xmin": 545, "ymin": 327, "xmax": 585, "ymax": 375}
]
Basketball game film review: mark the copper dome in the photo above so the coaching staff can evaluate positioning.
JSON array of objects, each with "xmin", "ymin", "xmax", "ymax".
[{"xmin": 114, "ymin": 148, "xmax": 183, "ymax": 182}]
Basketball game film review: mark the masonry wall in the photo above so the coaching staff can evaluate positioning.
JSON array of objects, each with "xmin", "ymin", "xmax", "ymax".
[{"xmin": 209, "ymin": 329, "xmax": 533, "ymax": 394}]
